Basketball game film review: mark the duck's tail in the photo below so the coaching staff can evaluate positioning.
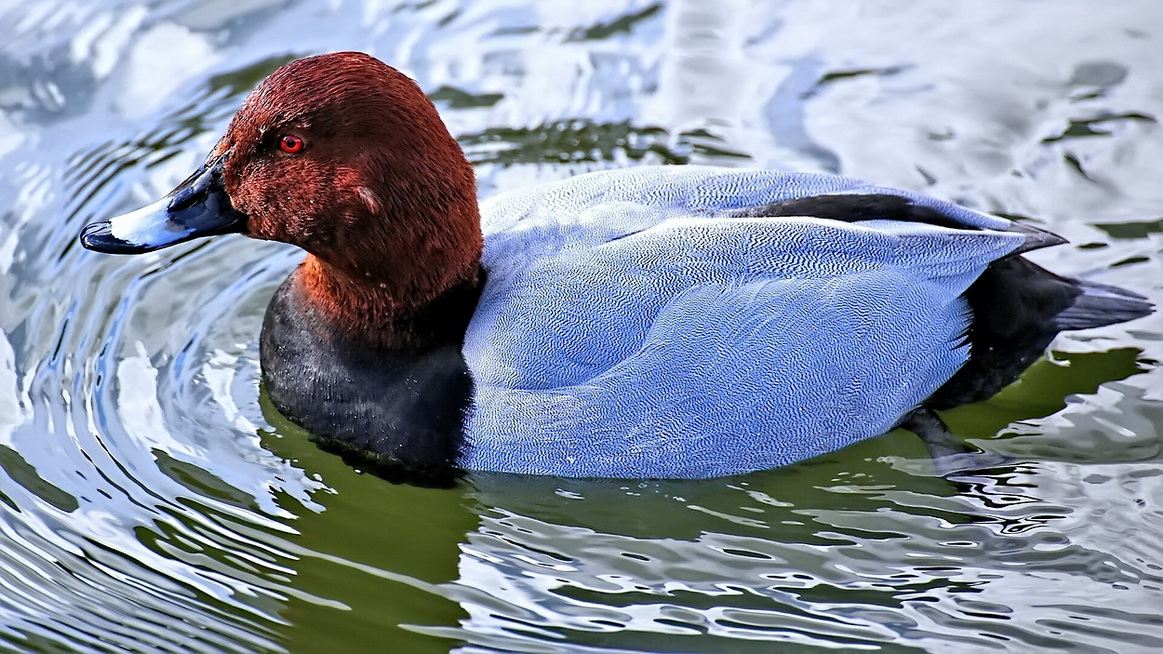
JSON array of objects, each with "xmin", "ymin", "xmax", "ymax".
[
  {"xmin": 1055, "ymin": 278, "xmax": 1154, "ymax": 330},
  {"xmin": 925, "ymin": 256, "xmax": 1153, "ymax": 410}
]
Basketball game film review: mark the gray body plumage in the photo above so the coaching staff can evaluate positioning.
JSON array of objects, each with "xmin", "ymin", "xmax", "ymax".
[{"xmin": 461, "ymin": 166, "xmax": 1028, "ymax": 477}]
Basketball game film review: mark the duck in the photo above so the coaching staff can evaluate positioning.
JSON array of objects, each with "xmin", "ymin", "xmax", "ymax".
[{"xmin": 80, "ymin": 51, "xmax": 1152, "ymax": 481}]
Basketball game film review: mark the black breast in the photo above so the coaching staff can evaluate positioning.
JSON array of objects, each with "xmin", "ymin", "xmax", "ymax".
[{"xmin": 259, "ymin": 277, "xmax": 474, "ymax": 486}]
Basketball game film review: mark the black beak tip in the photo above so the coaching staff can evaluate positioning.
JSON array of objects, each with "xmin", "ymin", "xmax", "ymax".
[{"xmin": 79, "ymin": 221, "xmax": 155, "ymax": 255}]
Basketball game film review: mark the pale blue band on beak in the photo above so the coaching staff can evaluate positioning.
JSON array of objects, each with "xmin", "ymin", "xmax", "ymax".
[
  {"xmin": 79, "ymin": 151, "xmax": 247, "ymax": 255},
  {"xmin": 107, "ymin": 195, "xmax": 196, "ymax": 248}
]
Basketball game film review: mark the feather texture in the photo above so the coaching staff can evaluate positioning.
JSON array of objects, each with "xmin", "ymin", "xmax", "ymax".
[{"xmin": 462, "ymin": 167, "xmax": 1026, "ymax": 477}]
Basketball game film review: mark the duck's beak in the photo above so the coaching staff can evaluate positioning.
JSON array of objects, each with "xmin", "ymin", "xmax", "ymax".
[{"xmin": 80, "ymin": 151, "xmax": 247, "ymax": 254}]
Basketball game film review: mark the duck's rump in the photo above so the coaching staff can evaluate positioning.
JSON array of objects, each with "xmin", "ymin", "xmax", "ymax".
[
  {"xmin": 731, "ymin": 191, "xmax": 1151, "ymax": 408},
  {"xmin": 927, "ymin": 256, "xmax": 1150, "ymax": 409},
  {"xmin": 463, "ymin": 167, "xmax": 1150, "ymax": 478}
]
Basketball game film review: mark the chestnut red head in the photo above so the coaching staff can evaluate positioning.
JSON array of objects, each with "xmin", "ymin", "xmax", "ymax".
[
  {"xmin": 81, "ymin": 52, "xmax": 483, "ymax": 345},
  {"xmin": 217, "ymin": 52, "xmax": 480, "ymax": 273}
]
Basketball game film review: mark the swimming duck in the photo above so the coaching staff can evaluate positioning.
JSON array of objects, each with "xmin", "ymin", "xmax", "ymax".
[{"xmin": 80, "ymin": 52, "xmax": 1152, "ymax": 480}]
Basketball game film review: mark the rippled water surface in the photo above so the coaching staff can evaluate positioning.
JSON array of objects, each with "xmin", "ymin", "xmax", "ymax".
[{"xmin": 2, "ymin": 1, "xmax": 1163, "ymax": 652}]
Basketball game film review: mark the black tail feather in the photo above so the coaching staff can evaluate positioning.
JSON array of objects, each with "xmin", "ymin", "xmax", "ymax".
[
  {"xmin": 1055, "ymin": 279, "xmax": 1153, "ymax": 330},
  {"xmin": 926, "ymin": 257, "xmax": 1153, "ymax": 410}
]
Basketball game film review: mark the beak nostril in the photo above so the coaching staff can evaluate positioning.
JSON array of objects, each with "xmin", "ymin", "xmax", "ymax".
[
  {"xmin": 168, "ymin": 151, "xmax": 230, "ymax": 212},
  {"xmin": 168, "ymin": 184, "xmax": 203, "ymax": 212}
]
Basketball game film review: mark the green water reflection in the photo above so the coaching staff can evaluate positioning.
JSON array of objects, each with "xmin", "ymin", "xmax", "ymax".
[{"xmin": 0, "ymin": 1, "xmax": 1161, "ymax": 652}]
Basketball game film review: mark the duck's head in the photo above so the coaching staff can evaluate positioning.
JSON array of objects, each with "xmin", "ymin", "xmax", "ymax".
[{"xmin": 81, "ymin": 52, "xmax": 482, "ymax": 345}]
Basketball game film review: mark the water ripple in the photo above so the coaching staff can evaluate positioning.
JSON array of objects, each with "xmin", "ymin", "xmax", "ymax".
[{"xmin": 0, "ymin": 1, "xmax": 1161, "ymax": 652}]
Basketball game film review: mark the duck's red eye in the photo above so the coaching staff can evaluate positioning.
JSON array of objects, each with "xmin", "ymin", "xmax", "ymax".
[{"xmin": 279, "ymin": 135, "xmax": 304, "ymax": 154}]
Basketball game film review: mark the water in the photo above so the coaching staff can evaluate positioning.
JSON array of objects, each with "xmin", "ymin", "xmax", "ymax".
[{"xmin": 2, "ymin": 1, "xmax": 1162, "ymax": 651}]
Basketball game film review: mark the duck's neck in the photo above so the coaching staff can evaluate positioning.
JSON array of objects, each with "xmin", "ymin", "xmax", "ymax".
[
  {"xmin": 293, "ymin": 254, "xmax": 483, "ymax": 351},
  {"xmin": 261, "ymin": 259, "xmax": 478, "ymax": 484}
]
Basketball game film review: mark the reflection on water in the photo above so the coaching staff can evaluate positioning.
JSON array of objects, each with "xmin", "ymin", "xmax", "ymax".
[{"xmin": 1, "ymin": 0, "xmax": 1161, "ymax": 652}]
